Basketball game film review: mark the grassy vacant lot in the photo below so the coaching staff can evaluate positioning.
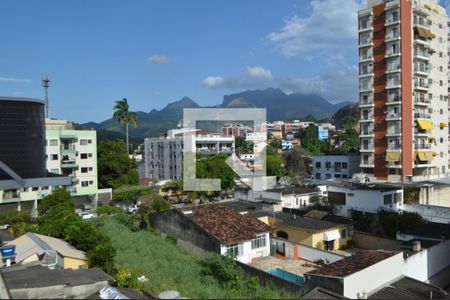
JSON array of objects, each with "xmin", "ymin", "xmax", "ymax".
[{"xmin": 101, "ymin": 218, "xmax": 296, "ymax": 299}]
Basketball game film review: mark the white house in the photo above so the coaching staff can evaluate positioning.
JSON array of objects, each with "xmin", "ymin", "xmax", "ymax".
[
  {"xmin": 312, "ymin": 154, "xmax": 360, "ymax": 181},
  {"xmin": 327, "ymin": 182, "xmax": 404, "ymax": 217}
]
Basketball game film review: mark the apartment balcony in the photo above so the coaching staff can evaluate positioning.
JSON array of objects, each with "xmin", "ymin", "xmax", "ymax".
[
  {"xmin": 359, "ymin": 54, "xmax": 373, "ymax": 63},
  {"xmin": 359, "ymin": 99, "xmax": 374, "ymax": 108},
  {"xmin": 60, "ymin": 144, "xmax": 77, "ymax": 155},
  {"xmin": 414, "ymin": 82, "xmax": 430, "ymax": 91},
  {"xmin": 358, "ymin": 23, "xmax": 373, "ymax": 33},
  {"xmin": 414, "ymin": 50, "xmax": 431, "ymax": 61},
  {"xmin": 385, "ymin": 33, "xmax": 401, "ymax": 43},
  {"xmin": 360, "ymin": 146, "xmax": 374, "ymax": 153},
  {"xmin": 414, "ymin": 36, "xmax": 431, "ymax": 48},
  {"xmin": 385, "ymin": 64, "xmax": 401, "ymax": 74},
  {"xmin": 359, "ymin": 85, "xmax": 373, "ymax": 92},
  {"xmin": 360, "ymin": 158, "xmax": 375, "ymax": 168},
  {"xmin": 414, "ymin": 128, "xmax": 430, "ymax": 137},
  {"xmin": 386, "ymin": 113, "xmax": 402, "ymax": 121},
  {"xmin": 414, "ymin": 97, "xmax": 430, "ymax": 106},
  {"xmin": 359, "ymin": 39, "xmax": 373, "ymax": 48},
  {"xmin": 386, "ymin": 81, "xmax": 401, "ymax": 90},
  {"xmin": 360, "ymin": 113, "xmax": 374, "ymax": 123},
  {"xmin": 414, "ymin": 162, "xmax": 433, "ymax": 168},
  {"xmin": 413, "ymin": 6, "xmax": 429, "ymax": 17},
  {"xmin": 386, "ymin": 128, "xmax": 402, "ymax": 136},
  {"xmin": 359, "ymin": 71, "xmax": 374, "ymax": 78},
  {"xmin": 360, "ymin": 129, "xmax": 375, "ymax": 138},
  {"xmin": 386, "ymin": 95, "xmax": 401, "ymax": 105},
  {"xmin": 387, "ymin": 144, "xmax": 402, "ymax": 151},
  {"xmin": 385, "ymin": 50, "xmax": 401, "ymax": 58},
  {"xmin": 414, "ymin": 64, "xmax": 431, "ymax": 76},
  {"xmin": 414, "ymin": 112, "xmax": 432, "ymax": 120},
  {"xmin": 385, "ymin": 16, "xmax": 400, "ymax": 26}
]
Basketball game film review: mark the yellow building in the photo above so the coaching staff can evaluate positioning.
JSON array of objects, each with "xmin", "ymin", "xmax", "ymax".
[{"xmin": 261, "ymin": 210, "xmax": 354, "ymax": 252}]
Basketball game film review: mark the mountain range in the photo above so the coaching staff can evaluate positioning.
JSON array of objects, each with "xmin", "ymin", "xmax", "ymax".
[{"xmin": 82, "ymin": 88, "xmax": 354, "ymax": 141}]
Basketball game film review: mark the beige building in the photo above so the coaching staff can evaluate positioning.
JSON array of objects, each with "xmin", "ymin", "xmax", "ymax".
[{"xmin": 358, "ymin": 0, "xmax": 449, "ymax": 182}]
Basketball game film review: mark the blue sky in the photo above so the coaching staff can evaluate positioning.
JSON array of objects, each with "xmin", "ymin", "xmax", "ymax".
[{"xmin": 0, "ymin": 0, "xmax": 447, "ymax": 123}]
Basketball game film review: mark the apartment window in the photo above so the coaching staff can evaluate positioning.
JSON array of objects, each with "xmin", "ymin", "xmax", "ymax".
[
  {"xmin": 440, "ymin": 80, "xmax": 443, "ymax": 87},
  {"xmin": 51, "ymin": 154, "xmax": 58, "ymax": 161},
  {"xmin": 89, "ymin": 180, "xmax": 93, "ymax": 185},
  {"xmin": 440, "ymin": 152, "xmax": 444, "ymax": 158},
  {"xmin": 88, "ymin": 153, "xmax": 93, "ymax": 158},
  {"xmin": 81, "ymin": 181, "xmax": 89, "ymax": 187},
  {"xmin": 251, "ymin": 234, "xmax": 267, "ymax": 249},
  {"xmin": 41, "ymin": 186, "xmax": 49, "ymax": 190},
  {"xmin": 49, "ymin": 139, "xmax": 58, "ymax": 146},
  {"xmin": 325, "ymin": 174, "xmax": 332, "ymax": 179},
  {"xmin": 226, "ymin": 244, "xmax": 242, "ymax": 258},
  {"xmin": 440, "ymin": 138, "xmax": 444, "ymax": 143},
  {"xmin": 384, "ymin": 194, "xmax": 393, "ymax": 205},
  {"xmin": 325, "ymin": 162, "xmax": 331, "ymax": 169},
  {"xmin": 89, "ymin": 167, "xmax": 93, "ymax": 171},
  {"xmin": 341, "ymin": 229, "xmax": 347, "ymax": 239},
  {"xmin": 315, "ymin": 173, "xmax": 321, "ymax": 180},
  {"xmin": 32, "ymin": 187, "xmax": 39, "ymax": 191},
  {"xmin": 80, "ymin": 139, "xmax": 88, "ymax": 146},
  {"xmin": 394, "ymin": 193, "xmax": 402, "ymax": 203},
  {"xmin": 81, "ymin": 153, "xmax": 88, "ymax": 159},
  {"xmin": 88, "ymin": 139, "xmax": 92, "ymax": 144},
  {"xmin": 81, "ymin": 167, "xmax": 88, "ymax": 173},
  {"xmin": 439, "ymin": 52, "xmax": 443, "ymax": 58},
  {"xmin": 315, "ymin": 162, "xmax": 321, "ymax": 169},
  {"xmin": 440, "ymin": 66, "xmax": 444, "ymax": 72}
]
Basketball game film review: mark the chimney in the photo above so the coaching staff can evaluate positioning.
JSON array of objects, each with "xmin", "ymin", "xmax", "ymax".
[{"xmin": 413, "ymin": 240, "xmax": 421, "ymax": 252}]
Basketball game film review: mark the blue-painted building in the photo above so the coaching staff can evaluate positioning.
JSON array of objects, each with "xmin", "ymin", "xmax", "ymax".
[{"xmin": 318, "ymin": 126, "xmax": 329, "ymax": 141}]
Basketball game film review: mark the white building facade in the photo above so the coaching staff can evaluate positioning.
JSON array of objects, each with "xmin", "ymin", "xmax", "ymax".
[{"xmin": 312, "ymin": 155, "xmax": 360, "ymax": 181}]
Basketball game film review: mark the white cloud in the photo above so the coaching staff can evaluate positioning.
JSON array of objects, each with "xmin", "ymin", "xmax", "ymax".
[
  {"xmin": 0, "ymin": 77, "xmax": 32, "ymax": 83},
  {"xmin": 147, "ymin": 55, "xmax": 169, "ymax": 64},
  {"xmin": 201, "ymin": 76, "xmax": 224, "ymax": 87},
  {"xmin": 246, "ymin": 66, "xmax": 273, "ymax": 80},
  {"xmin": 267, "ymin": 0, "xmax": 364, "ymax": 58}
]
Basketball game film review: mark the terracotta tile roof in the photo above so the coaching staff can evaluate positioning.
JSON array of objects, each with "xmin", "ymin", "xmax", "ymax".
[
  {"xmin": 306, "ymin": 250, "xmax": 400, "ymax": 278},
  {"xmin": 179, "ymin": 203, "xmax": 271, "ymax": 245}
]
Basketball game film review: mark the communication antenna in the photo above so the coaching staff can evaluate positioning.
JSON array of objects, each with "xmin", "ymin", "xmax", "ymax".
[{"xmin": 42, "ymin": 76, "xmax": 50, "ymax": 118}]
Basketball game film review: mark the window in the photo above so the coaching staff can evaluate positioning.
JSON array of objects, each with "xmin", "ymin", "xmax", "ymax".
[
  {"xmin": 315, "ymin": 162, "xmax": 321, "ymax": 169},
  {"xmin": 89, "ymin": 167, "xmax": 93, "ymax": 171},
  {"xmin": 226, "ymin": 244, "xmax": 242, "ymax": 258},
  {"xmin": 81, "ymin": 181, "xmax": 89, "ymax": 187},
  {"xmin": 81, "ymin": 153, "xmax": 88, "ymax": 159},
  {"xmin": 328, "ymin": 192, "xmax": 346, "ymax": 205},
  {"xmin": 51, "ymin": 154, "xmax": 58, "ymax": 161},
  {"xmin": 32, "ymin": 187, "xmax": 39, "ymax": 191},
  {"xmin": 88, "ymin": 153, "xmax": 93, "ymax": 158},
  {"xmin": 251, "ymin": 234, "xmax": 267, "ymax": 249},
  {"xmin": 384, "ymin": 194, "xmax": 393, "ymax": 205},
  {"xmin": 394, "ymin": 193, "xmax": 402, "ymax": 203},
  {"xmin": 347, "ymin": 193, "xmax": 354, "ymax": 197},
  {"xmin": 315, "ymin": 173, "xmax": 321, "ymax": 180},
  {"xmin": 341, "ymin": 229, "xmax": 347, "ymax": 239},
  {"xmin": 325, "ymin": 173, "xmax": 331, "ymax": 179},
  {"xmin": 325, "ymin": 162, "xmax": 331, "ymax": 169},
  {"xmin": 342, "ymin": 162, "xmax": 348, "ymax": 169},
  {"xmin": 49, "ymin": 139, "xmax": 58, "ymax": 146},
  {"xmin": 80, "ymin": 139, "xmax": 88, "ymax": 146},
  {"xmin": 349, "ymin": 225, "xmax": 354, "ymax": 236},
  {"xmin": 88, "ymin": 139, "xmax": 92, "ymax": 144},
  {"xmin": 89, "ymin": 180, "xmax": 93, "ymax": 185},
  {"xmin": 81, "ymin": 167, "xmax": 88, "ymax": 173}
]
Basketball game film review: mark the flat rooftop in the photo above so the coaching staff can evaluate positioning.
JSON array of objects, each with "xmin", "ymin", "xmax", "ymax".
[
  {"xmin": 0, "ymin": 96, "xmax": 45, "ymax": 105},
  {"xmin": 328, "ymin": 182, "xmax": 403, "ymax": 192}
]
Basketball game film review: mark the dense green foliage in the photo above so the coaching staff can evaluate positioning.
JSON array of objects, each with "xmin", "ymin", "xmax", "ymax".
[
  {"xmin": 139, "ymin": 193, "xmax": 171, "ymax": 214},
  {"xmin": 97, "ymin": 140, "xmax": 139, "ymax": 189},
  {"xmin": 100, "ymin": 218, "xmax": 295, "ymax": 299},
  {"xmin": 0, "ymin": 210, "xmax": 36, "ymax": 238},
  {"xmin": 377, "ymin": 209, "xmax": 426, "ymax": 238},
  {"xmin": 37, "ymin": 189, "xmax": 116, "ymax": 273},
  {"xmin": 112, "ymin": 185, "xmax": 153, "ymax": 202},
  {"xmin": 403, "ymin": 185, "xmax": 421, "ymax": 204},
  {"xmin": 282, "ymin": 146, "xmax": 310, "ymax": 178},
  {"xmin": 97, "ymin": 205, "xmax": 124, "ymax": 216},
  {"xmin": 235, "ymin": 136, "xmax": 254, "ymax": 154},
  {"xmin": 196, "ymin": 154, "xmax": 237, "ymax": 190}
]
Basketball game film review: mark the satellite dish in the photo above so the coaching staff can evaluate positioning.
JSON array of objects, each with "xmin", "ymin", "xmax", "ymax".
[{"xmin": 41, "ymin": 249, "xmax": 58, "ymax": 269}]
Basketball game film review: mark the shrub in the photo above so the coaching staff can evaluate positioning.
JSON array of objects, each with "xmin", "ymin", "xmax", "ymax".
[
  {"xmin": 115, "ymin": 269, "xmax": 143, "ymax": 290},
  {"xmin": 0, "ymin": 210, "xmax": 32, "ymax": 225},
  {"xmin": 87, "ymin": 240, "xmax": 116, "ymax": 274},
  {"xmin": 115, "ymin": 212, "xmax": 140, "ymax": 231},
  {"xmin": 166, "ymin": 234, "xmax": 177, "ymax": 245},
  {"xmin": 200, "ymin": 254, "xmax": 244, "ymax": 290},
  {"xmin": 97, "ymin": 205, "xmax": 123, "ymax": 216}
]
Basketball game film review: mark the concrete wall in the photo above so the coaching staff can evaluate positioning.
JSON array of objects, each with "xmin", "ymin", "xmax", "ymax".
[
  {"xmin": 402, "ymin": 203, "xmax": 450, "ymax": 224},
  {"xmin": 63, "ymin": 257, "xmax": 88, "ymax": 270},
  {"xmin": 149, "ymin": 210, "xmax": 221, "ymax": 254},
  {"xmin": 219, "ymin": 233, "xmax": 270, "ymax": 264},
  {"xmin": 418, "ymin": 184, "xmax": 450, "ymax": 208},
  {"xmin": 297, "ymin": 243, "xmax": 347, "ymax": 263},
  {"xmin": 343, "ymin": 252, "xmax": 404, "ymax": 299},
  {"xmin": 404, "ymin": 240, "xmax": 450, "ymax": 282},
  {"xmin": 9, "ymin": 281, "xmax": 109, "ymax": 299},
  {"xmin": 352, "ymin": 231, "xmax": 403, "ymax": 251}
]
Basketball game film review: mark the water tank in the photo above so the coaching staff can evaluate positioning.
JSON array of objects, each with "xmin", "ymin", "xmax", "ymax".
[{"xmin": 0, "ymin": 97, "xmax": 46, "ymax": 179}]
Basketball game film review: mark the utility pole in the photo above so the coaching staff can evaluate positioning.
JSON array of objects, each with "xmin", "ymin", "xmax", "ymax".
[{"xmin": 42, "ymin": 76, "xmax": 50, "ymax": 118}]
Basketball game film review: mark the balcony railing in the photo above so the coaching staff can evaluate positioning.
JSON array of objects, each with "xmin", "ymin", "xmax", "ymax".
[
  {"xmin": 414, "ymin": 143, "xmax": 432, "ymax": 149},
  {"xmin": 387, "ymin": 144, "xmax": 402, "ymax": 150},
  {"xmin": 414, "ymin": 112, "xmax": 431, "ymax": 119},
  {"xmin": 387, "ymin": 95, "xmax": 401, "ymax": 103},
  {"xmin": 359, "ymin": 54, "xmax": 373, "ymax": 61},
  {"xmin": 360, "ymin": 85, "xmax": 373, "ymax": 92},
  {"xmin": 387, "ymin": 128, "xmax": 401, "ymax": 135},
  {"xmin": 359, "ymin": 22, "xmax": 372, "ymax": 31},
  {"xmin": 385, "ymin": 16, "xmax": 400, "ymax": 25},
  {"xmin": 414, "ymin": 82, "xmax": 430, "ymax": 90},
  {"xmin": 414, "ymin": 49, "xmax": 431, "ymax": 58},
  {"xmin": 414, "ymin": 19, "xmax": 430, "ymax": 28},
  {"xmin": 414, "ymin": 97, "xmax": 430, "ymax": 104},
  {"xmin": 359, "ymin": 39, "xmax": 372, "ymax": 46},
  {"xmin": 414, "ymin": 64, "xmax": 431, "ymax": 73},
  {"xmin": 361, "ymin": 113, "xmax": 374, "ymax": 120},
  {"xmin": 386, "ymin": 113, "xmax": 401, "ymax": 120},
  {"xmin": 386, "ymin": 64, "xmax": 401, "ymax": 72},
  {"xmin": 385, "ymin": 33, "xmax": 400, "ymax": 41},
  {"xmin": 386, "ymin": 81, "xmax": 401, "ymax": 89}
]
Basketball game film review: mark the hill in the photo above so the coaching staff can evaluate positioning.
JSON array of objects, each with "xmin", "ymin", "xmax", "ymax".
[
  {"xmin": 82, "ymin": 89, "xmax": 354, "ymax": 140},
  {"xmin": 330, "ymin": 102, "xmax": 359, "ymax": 130}
]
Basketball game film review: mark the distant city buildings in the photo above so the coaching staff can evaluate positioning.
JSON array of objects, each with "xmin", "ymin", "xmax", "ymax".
[
  {"xmin": 221, "ymin": 123, "xmax": 253, "ymax": 138},
  {"xmin": 144, "ymin": 129, "xmax": 235, "ymax": 181},
  {"xmin": 358, "ymin": 0, "xmax": 449, "ymax": 182}
]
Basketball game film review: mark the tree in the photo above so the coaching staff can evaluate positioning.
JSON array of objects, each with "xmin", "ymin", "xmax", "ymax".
[
  {"xmin": 283, "ymin": 146, "xmax": 310, "ymax": 179},
  {"xmin": 234, "ymin": 137, "xmax": 253, "ymax": 154},
  {"xmin": 97, "ymin": 140, "xmax": 139, "ymax": 189},
  {"xmin": 139, "ymin": 193, "xmax": 171, "ymax": 214},
  {"xmin": 38, "ymin": 188, "xmax": 73, "ymax": 216},
  {"xmin": 196, "ymin": 154, "xmax": 237, "ymax": 191},
  {"xmin": 113, "ymin": 98, "xmax": 138, "ymax": 154}
]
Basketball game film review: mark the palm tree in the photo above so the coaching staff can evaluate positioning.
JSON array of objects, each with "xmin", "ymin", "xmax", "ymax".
[{"xmin": 113, "ymin": 98, "xmax": 138, "ymax": 154}]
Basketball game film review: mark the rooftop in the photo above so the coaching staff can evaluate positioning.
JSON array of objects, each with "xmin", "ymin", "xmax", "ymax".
[
  {"xmin": 403, "ymin": 222, "xmax": 450, "ymax": 240},
  {"xmin": 369, "ymin": 276, "xmax": 449, "ymax": 299},
  {"xmin": 179, "ymin": 203, "xmax": 271, "ymax": 245},
  {"xmin": 0, "ymin": 264, "xmax": 113, "ymax": 290},
  {"xmin": 328, "ymin": 182, "xmax": 403, "ymax": 192},
  {"xmin": 273, "ymin": 210, "xmax": 354, "ymax": 232},
  {"xmin": 266, "ymin": 186, "xmax": 320, "ymax": 195},
  {"xmin": 306, "ymin": 250, "xmax": 399, "ymax": 278},
  {"xmin": 0, "ymin": 96, "xmax": 45, "ymax": 105},
  {"xmin": 301, "ymin": 287, "xmax": 348, "ymax": 299}
]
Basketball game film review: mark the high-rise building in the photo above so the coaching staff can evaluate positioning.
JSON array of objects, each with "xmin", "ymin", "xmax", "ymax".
[
  {"xmin": 358, "ymin": 0, "xmax": 449, "ymax": 182},
  {"xmin": 45, "ymin": 119, "xmax": 99, "ymax": 204}
]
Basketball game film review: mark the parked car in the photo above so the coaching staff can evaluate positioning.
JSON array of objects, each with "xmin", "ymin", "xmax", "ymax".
[{"xmin": 78, "ymin": 212, "xmax": 95, "ymax": 220}]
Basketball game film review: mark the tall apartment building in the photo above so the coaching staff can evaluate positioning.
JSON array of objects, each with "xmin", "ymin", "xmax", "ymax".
[
  {"xmin": 144, "ymin": 132, "xmax": 235, "ymax": 181},
  {"xmin": 358, "ymin": 0, "xmax": 449, "ymax": 182},
  {"xmin": 45, "ymin": 119, "xmax": 98, "ymax": 202}
]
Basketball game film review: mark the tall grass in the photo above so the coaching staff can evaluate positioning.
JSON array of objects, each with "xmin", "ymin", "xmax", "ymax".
[{"xmin": 101, "ymin": 218, "xmax": 296, "ymax": 299}]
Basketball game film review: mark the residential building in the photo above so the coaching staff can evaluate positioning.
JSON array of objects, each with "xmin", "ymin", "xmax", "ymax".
[
  {"xmin": 221, "ymin": 123, "xmax": 252, "ymax": 138},
  {"xmin": 267, "ymin": 209, "xmax": 355, "ymax": 252},
  {"xmin": 327, "ymin": 182, "xmax": 404, "ymax": 217},
  {"xmin": 358, "ymin": 0, "xmax": 449, "ymax": 182},
  {"xmin": 149, "ymin": 203, "xmax": 271, "ymax": 264},
  {"xmin": 144, "ymin": 131, "xmax": 235, "ymax": 181},
  {"xmin": 0, "ymin": 97, "xmax": 71, "ymax": 216},
  {"xmin": 368, "ymin": 276, "xmax": 449, "ymax": 299},
  {"xmin": 318, "ymin": 126, "xmax": 329, "ymax": 141},
  {"xmin": 235, "ymin": 185, "xmax": 322, "ymax": 209},
  {"xmin": 45, "ymin": 119, "xmax": 98, "ymax": 204},
  {"xmin": 304, "ymin": 250, "xmax": 404, "ymax": 299},
  {"xmin": 6, "ymin": 232, "xmax": 88, "ymax": 269},
  {"xmin": 312, "ymin": 154, "xmax": 360, "ymax": 180}
]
